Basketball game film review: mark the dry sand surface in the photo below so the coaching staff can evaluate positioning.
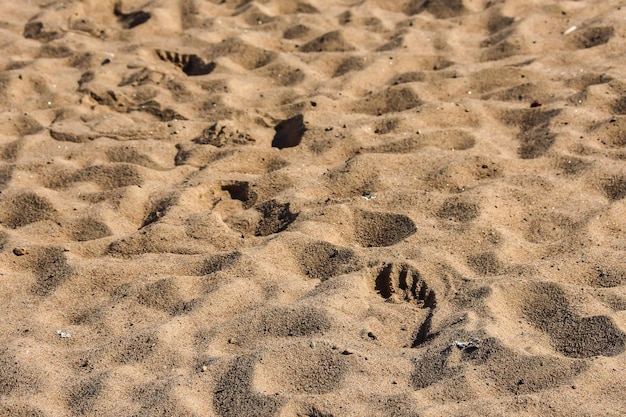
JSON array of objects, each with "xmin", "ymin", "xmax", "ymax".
[{"xmin": 1, "ymin": 0, "xmax": 626, "ymax": 415}]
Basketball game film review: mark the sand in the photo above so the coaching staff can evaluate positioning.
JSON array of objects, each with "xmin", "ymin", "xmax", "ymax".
[{"xmin": 0, "ymin": 0, "xmax": 625, "ymax": 416}]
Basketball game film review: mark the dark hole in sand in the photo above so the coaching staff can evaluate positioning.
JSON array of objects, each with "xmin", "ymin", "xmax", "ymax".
[
  {"xmin": 221, "ymin": 181, "xmax": 257, "ymax": 209},
  {"xmin": 272, "ymin": 114, "xmax": 306, "ymax": 149},
  {"xmin": 114, "ymin": 2, "xmax": 151, "ymax": 29},
  {"xmin": 182, "ymin": 55, "xmax": 216, "ymax": 76}
]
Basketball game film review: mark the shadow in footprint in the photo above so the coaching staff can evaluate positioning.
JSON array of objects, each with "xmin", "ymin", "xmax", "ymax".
[
  {"xmin": 300, "ymin": 31, "xmax": 355, "ymax": 53},
  {"xmin": 601, "ymin": 174, "xmax": 626, "ymax": 201},
  {"xmin": 525, "ymin": 212, "xmax": 576, "ymax": 243},
  {"xmin": 210, "ymin": 37, "xmax": 276, "ymax": 70},
  {"xmin": 353, "ymin": 86, "xmax": 422, "ymax": 116},
  {"xmin": 436, "ymin": 197, "xmax": 479, "ymax": 222},
  {"xmin": 217, "ymin": 305, "xmax": 332, "ymax": 351},
  {"xmin": 239, "ymin": 306, "xmax": 331, "ymax": 340},
  {"xmin": 523, "ymin": 282, "xmax": 626, "ymax": 358},
  {"xmin": 198, "ymin": 251, "xmax": 242, "ymax": 275},
  {"xmin": 298, "ymin": 240, "xmax": 358, "ymax": 280},
  {"xmin": 0, "ymin": 404, "xmax": 45, "ymax": 417},
  {"xmin": 137, "ymin": 278, "xmax": 197, "ymax": 316},
  {"xmin": 0, "ymin": 345, "xmax": 39, "ymax": 396},
  {"xmin": 405, "ymin": 0, "xmax": 467, "ymax": 18},
  {"xmin": 48, "ymin": 164, "xmax": 142, "ymax": 191},
  {"xmin": 284, "ymin": 24, "xmax": 309, "ymax": 40},
  {"xmin": 106, "ymin": 146, "xmax": 160, "ymax": 169},
  {"xmin": 502, "ymin": 108, "xmax": 561, "ymax": 159},
  {"xmin": 463, "ymin": 337, "xmax": 587, "ymax": 394},
  {"xmin": 132, "ymin": 380, "xmax": 189, "ymax": 416},
  {"xmin": 140, "ymin": 194, "xmax": 179, "ymax": 229},
  {"xmin": 113, "ymin": 332, "xmax": 159, "ymax": 364},
  {"xmin": 23, "ymin": 20, "xmax": 62, "ymax": 42},
  {"xmin": 255, "ymin": 200, "xmax": 298, "ymax": 236},
  {"xmin": 71, "ymin": 218, "xmax": 113, "ymax": 242},
  {"xmin": 30, "ymin": 246, "xmax": 73, "ymax": 296},
  {"xmin": 67, "ymin": 375, "xmax": 105, "ymax": 416},
  {"xmin": 0, "ymin": 192, "xmax": 56, "ymax": 228},
  {"xmin": 411, "ymin": 335, "xmax": 586, "ymax": 394},
  {"xmin": 467, "ymin": 252, "xmax": 502, "ymax": 276},
  {"xmin": 0, "ymin": 231, "xmax": 8, "ymax": 251},
  {"xmin": 254, "ymin": 343, "xmax": 346, "ymax": 395},
  {"xmin": 333, "ymin": 56, "xmax": 368, "ymax": 77},
  {"xmin": 259, "ymin": 63, "xmax": 305, "ymax": 86},
  {"xmin": 354, "ymin": 210, "xmax": 417, "ymax": 247},
  {"xmin": 589, "ymin": 265, "xmax": 626, "ymax": 288},
  {"xmin": 214, "ymin": 356, "xmax": 283, "ymax": 417},
  {"xmin": 411, "ymin": 345, "xmax": 457, "ymax": 389},
  {"xmin": 573, "ymin": 26, "xmax": 614, "ymax": 49}
]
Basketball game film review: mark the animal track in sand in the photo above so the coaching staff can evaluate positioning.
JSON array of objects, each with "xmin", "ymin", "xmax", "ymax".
[
  {"xmin": 156, "ymin": 50, "xmax": 216, "ymax": 76},
  {"xmin": 373, "ymin": 263, "xmax": 437, "ymax": 346}
]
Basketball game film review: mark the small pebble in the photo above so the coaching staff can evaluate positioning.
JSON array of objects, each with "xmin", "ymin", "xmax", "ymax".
[{"xmin": 13, "ymin": 247, "xmax": 28, "ymax": 256}]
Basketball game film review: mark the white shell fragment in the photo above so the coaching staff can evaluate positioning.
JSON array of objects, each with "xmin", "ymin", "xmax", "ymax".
[
  {"xmin": 454, "ymin": 338, "xmax": 480, "ymax": 350},
  {"xmin": 563, "ymin": 25, "xmax": 577, "ymax": 35},
  {"xmin": 56, "ymin": 329, "xmax": 72, "ymax": 338}
]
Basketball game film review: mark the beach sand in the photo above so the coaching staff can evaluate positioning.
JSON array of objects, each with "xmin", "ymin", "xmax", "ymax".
[{"xmin": 1, "ymin": 0, "xmax": 625, "ymax": 416}]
